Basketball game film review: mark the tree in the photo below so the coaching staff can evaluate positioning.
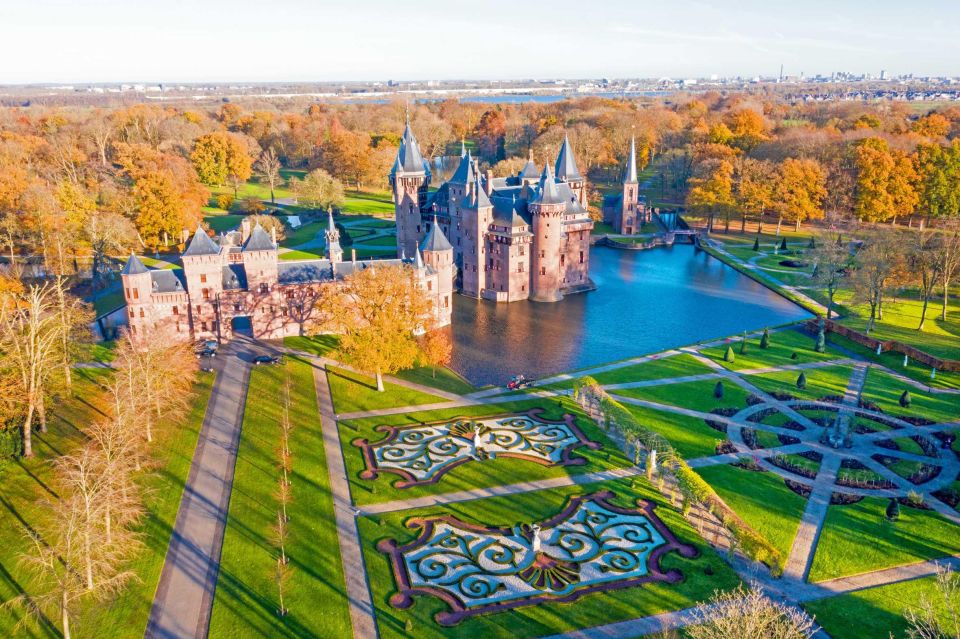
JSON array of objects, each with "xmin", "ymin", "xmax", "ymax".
[
  {"xmin": 254, "ymin": 147, "xmax": 283, "ymax": 204},
  {"xmin": 853, "ymin": 138, "xmax": 918, "ymax": 223},
  {"xmin": 775, "ymin": 158, "xmax": 826, "ymax": 233},
  {"xmin": 848, "ymin": 228, "xmax": 906, "ymax": 332},
  {"xmin": 686, "ymin": 584, "xmax": 815, "ymax": 639},
  {"xmin": 687, "ymin": 159, "xmax": 734, "ymax": 233},
  {"xmin": 886, "ymin": 498, "xmax": 900, "ymax": 521},
  {"xmin": 933, "ymin": 219, "xmax": 960, "ymax": 321},
  {"xmin": 291, "ymin": 168, "xmax": 345, "ymax": 211},
  {"xmin": 760, "ymin": 328, "xmax": 770, "ymax": 349},
  {"xmin": 84, "ymin": 211, "xmax": 136, "ymax": 293},
  {"xmin": 317, "ymin": 264, "xmax": 431, "ymax": 391},
  {"xmin": 714, "ymin": 381, "xmax": 724, "ymax": 399},
  {"xmin": 915, "ymin": 140, "xmax": 960, "ymax": 224},
  {"xmin": 902, "ymin": 564, "xmax": 960, "ymax": 639},
  {"xmin": 733, "ymin": 158, "xmax": 774, "ymax": 233},
  {"xmin": 322, "ymin": 126, "xmax": 374, "ymax": 189},
  {"xmin": 810, "ymin": 232, "xmax": 851, "ymax": 320},
  {"xmin": 418, "ymin": 329, "xmax": 452, "ymax": 378},
  {"xmin": 907, "ymin": 228, "xmax": 941, "ymax": 331},
  {"xmin": 797, "ymin": 372, "xmax": 807, "ymax": 389},
  {"xmin": 191, "ymin": 131, "xmax": 253, "ymax": 187},
  {"xmin": 900, "ymin": 390, "xmax": 912, "ymax": 407},
  {"xmin": 724, "ymin": 346, "xmax": 735, "ymax": 363}
]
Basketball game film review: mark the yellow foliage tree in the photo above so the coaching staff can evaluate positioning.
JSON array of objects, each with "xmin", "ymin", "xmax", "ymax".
[{"xmin": 190, "ymin": 131, "xmax": 253, "ymax": 187}]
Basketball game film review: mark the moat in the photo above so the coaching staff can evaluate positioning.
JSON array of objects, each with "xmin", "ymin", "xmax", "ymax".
[{"xmin": 450, "ymin": 244, "xmax": 812, "ymax": 386}]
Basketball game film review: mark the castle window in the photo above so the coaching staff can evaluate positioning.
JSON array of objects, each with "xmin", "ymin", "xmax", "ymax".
[
  {"xmin": 202, "ymin": 288, "xmax": 210, "ymax": 300},
  {"xmin": 521, "ymin": 284, "xmax": 526, "ymax": 292},
  {"xmin": 579, "ymin": 251, "xmax": 585, "ymax": 264},
  {"xmin": 201, "ymin": 321, "xmax": 207, "ymax": 331},
  {"xmin": 196, "ymin": 305, "xmax": 201, "ymax": 314},
  {"xmin": 129, "ymin": 308, "xmax": 134, "ymax": 318},
  {"xmin": 132, "ymin": 289, "xmax": 139, "ymax": 300},
  {"xmin": 139, "ymin": 308, "xmax": 144, "ymax": 318},
  {"xmin": 560, "ymin": 255, "xmax": 565, "ymax": 266},
  {"xmin": 173, "ymin": 306, "xmax": 179, "ymax": 315},
  {"xmin": 125, "ymin": 287, "xmax": 130, "ymax": 299},
  {"xmin": 200, "ymin": 274, "xmax": 207, "ymax": 284},
  {"xmin": 427, "ymin": 281, "xmax": 432, "ymax": 291},
  {"xmin": 518, "ymin": 263, "xmax": 523, "ymax": 273},
  {"xmin": 259, "ymin": 283, "xmax": 269, "ymax": 294},
  {"xmin": 444, "ymin": 296, "xmax": 449, "ymax": 308},
  {"xmin": 540, "ymin": 267, "xmax": 546, "ymax": 276},
  {"xmin": 540, "ymin": 250, "xmax": 545, "ymax": 258}
]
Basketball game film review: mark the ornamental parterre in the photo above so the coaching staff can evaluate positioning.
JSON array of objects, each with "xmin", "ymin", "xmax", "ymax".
[
  {"xmin": 353, "ymin": 409, "xmax": 599, "ymax": 488},
  {"xmin": 377, "ymin": 491, "xmax": 697, "ymax": 625}
]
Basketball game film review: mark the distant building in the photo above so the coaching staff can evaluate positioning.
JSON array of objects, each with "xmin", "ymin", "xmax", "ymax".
[
  {"xmin": 391, "ymin": 123, "xmax": 595, "ymax": 303},
  {"xmin": 120, "ymin": 213, "xmax": 453, "ymax": 343}
]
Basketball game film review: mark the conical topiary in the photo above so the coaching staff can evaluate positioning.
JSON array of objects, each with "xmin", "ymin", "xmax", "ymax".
[
  {"xmin": 714, "ymin": 381, "xmax": 725, "ymax": 399},
  {"xmin": 739, "ymin": 337, "xmax": 748, "ymax": 354},
  {"xmin": 808, "ymin": 236, "xmax": 816, "ymax": 249},
  {"xmin": 899, "ymin": 390, "xmax": 911, "ymax": 407},
  {"xmin": 760, "ymin": 328, "xmax": 770, "ymax": 349},
  {"xmin": 815, "ymin": 320, "xmax": 826, "ymax": 353},
  {"xmin": 797, "ymin": 372, "xmax": 807, "ymax": 389},
  {"xmin": 886, "ymin": 498, "xmax": 900, "ymax": 522},
  {"xmin": 752, "ymin": 236, "xmax": 760, "ymax": 251},
  {"xmin": 724, "ymin": 346, "xmax": 736, "ymax": 363},
  {"xmin": 780, "ymin": 238, "xmax": 787, "ymax": 251}
]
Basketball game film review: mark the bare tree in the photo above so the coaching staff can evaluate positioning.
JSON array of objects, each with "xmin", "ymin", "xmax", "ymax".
[
  {"xmin": 687, "ymin": 584, "xmax": 816, "ymax": 639},
  {"xmin": 849, "ymin": 229, "xmax": 906, "ymax": 332},
  {"xmin": 903, "ymin": 564, "xmax": 960, "ymax": 639},
  {"xmin": 810, "ymin": 232, "xmax": 853, "ymax": 320},
  {"xmin": 907, "ymin": 228, "xmax": 942, "ymax": 331},
  {"xmin": 933, "ymin": 219, "xmax": 960, "ymax": 322},
  {"xmin": 254, "ymin": 147, "xmax": 283, "ymax": 204}
]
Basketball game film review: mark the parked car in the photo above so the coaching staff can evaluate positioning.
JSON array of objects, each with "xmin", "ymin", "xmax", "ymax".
[{"xmin": 253, "ymin": 354, "xmax": 282, "ymax": 366}]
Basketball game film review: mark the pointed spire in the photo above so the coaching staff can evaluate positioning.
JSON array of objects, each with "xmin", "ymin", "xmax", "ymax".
[
  {"xmin": 520, "ymin": 148, "xmax": 539, "ymax": 179},
  {"xmin": 394, "ymin": 118, "xmax": 426, "ymax": 175},
  {"xmin": 625, "ymin": 136, "xmax": 638, "ymax": 184},
  {"xmin": 414, "ymin": 245, "xmax": 424, "ymax": 270},
  {"xmin": 121, "ymin": 252, "xmax": 149, "ymax": 276},
  {"xmin": 534, "ymin": 163, "xmax": 565, "ymax": 205},
  {"xmin": 460, "ymin": 138, "xmax": 467, "ymax": 158},
  {"xmin": 554, "ymin": 133, "xmax": 582, "ymax": 181},
  {"xmin": 327, "ymin": 207, "xmax": 336, "ymax": 233},
  {"xmin": 450, "ymin": 149, "xmax": 474, "ymax": 184},
  {"xmin": 421, "ymin": 215, "xmax": 453, "ymax": 252}
]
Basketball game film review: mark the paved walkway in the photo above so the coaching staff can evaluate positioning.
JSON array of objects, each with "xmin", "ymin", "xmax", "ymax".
[
  {"xmin": 146, "ymin": 342, "xmax": 251, "ymax": 639},
  {"xmin": 312, "ymin": 365, "xmax": 379, "ymax": 639}
]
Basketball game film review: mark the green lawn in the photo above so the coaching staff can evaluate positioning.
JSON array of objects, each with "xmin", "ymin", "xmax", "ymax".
[
  {"xmin": 542, "ymin": 353, "xmax": 712, "ymax": 391},
  {"xmin": 808, "ymin": 497, "xmax": 960, "ymax": 582},
  {"xmin": 695, "ymin": 463, "xmax": 807, "ymax": 559},
  {"xmin": 699, "ymin": 328, "xmax": 838, "ymax": 371},
  {"xmin": 859, "ymin": 369, "xmax": 959, "ymax": 424},
  {"xmin": 279, "ymin": 220, "xmax": 323, "ymax": 246},
  {"xmin": 283, "ymin": 334, "xmax": 340, "ymax": 357},
  {"xmin": 327, "ymin": 366, "xmax": 445, "ymax": 414},
  {"xmin": 826, "ymin": 333, "xmax": 960, "ymax": 391},
  {"xmin": 0, "ymin": 368, "xmax": 213, "ymax": 638},
  {"xmin": 804, "ymin": 575, "xmax": 951, "ymax": 639},
  {"xmin": 747, "ymin": 365, "xmax": 854, "ymax": 402},
  {"xmin": 93, "ymin": 288, "xmax": 126, "ymax": 315},
  {"xmin": 340, "ymin": 397, "xmax": 630, "ymax": 506},
  {"xmin": 341, "ymin": 190, "xmax": 395, "ymax": 216},
  {"xmin": 621, "ymin": 403, "xmax": 726, "ymax": 459},
  {"xmin": 204, "ymin": 213, "xmax": 246, "ymax": 233},
  {"xmin": 391, "ymin": 365, "xmax": 475, "ymax": 395},
  {"xmin": 209, "ymin": 357, "xmax": 351, "ymax": 638},
  {"xmin": 279, "ymin": 249, "xmax": 325, "ymax": 261},
  {"xmin": 614, "ymin": 378, "xmax": 751, "ymax": 415},
  {"xmin": 360, "ymin": 476, "xmax": 740, "ymax": 639},
  {"xmin": 209, "ymin": 176, "xmax": 294, "ymax": 203}
]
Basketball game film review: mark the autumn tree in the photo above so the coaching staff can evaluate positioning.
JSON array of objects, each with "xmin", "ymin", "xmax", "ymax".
[
  {"xmin": 291, "ymin": 168, "xmax": 344, "ymax": 211},
  {"xmin": 475, "ymin": 109, "xmax": 507, "ymax": 162},
  {"xmin": 686, "ymin": 159, "xmax": 734, "ymax": 233},
  {"xmin": 853, "ymin": 138, "xmax": 918, "ymax": 223},
  {"xmin": 191, "ymin": 131, "xmax": 254, "ymax": 190},
  {"xmin": 775, "ymin": 158, "xmax": 826, "ymax": 233},
  {"xmin": 254, "ymin": 147, "xmax": 283, "ymax": 203},
  {"xmin": 317, "ymin": 264, "xmax": 431, "ymax": 391},
  {"xmin": 733, "ymin": 157, "xmax": 774, "ymax": 232},
  {"xmin": 418, "ymin": 329, "xmax": 452, "ymax": 378},
  {"xmin": 915, "ymin": 140, "xmax": 960, "ymax": 224},
  {"xmin": 322, "ymin": 126, "xmax": 374, "ymax": 189}
]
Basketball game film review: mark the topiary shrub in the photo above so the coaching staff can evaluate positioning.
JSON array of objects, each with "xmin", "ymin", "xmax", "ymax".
[
  {"xmin": 779, "ymin": 238, "xmax": 787, "ymax": 251},
  {"xmin": 405, "ymin": 619, "xmax": 414, "ymax": 632},
  {"xmin": 739, "ymin": 338, "xmax": 748, "ymax": 355},
  {"xmin": 886, "ymin": 498, "xmax": 900, "ymax": 521},
  {"xmin": 899, "ymin": 390, "xmax": 911, "ymax": 407},
  {"xmin": 790, "ymin": 351, "xmax": 799, "ymax": 360},
  {"xmin": 714, "ymin": 381, "xmax": 725, "ymax": 399},
  {"xmin": 760, "ymin": 328, "xmax": 770, "ymax": 349},
  {"xmin": 752, "ymin": 236, "xmax": 760, "ymax": 251},
  {"xmin": 724, "ymin": 346, "xmax": 735, "ymax": 363},
  {"xmin": 815, "ymin": 325, "xmax": 826, "ymax": 354},
  {"xmin": 808, "ymin": 236, "xmax": 816, "ymax": 249},
  {"xmin": 797, "ymin": 372, "xmax": 807, "ymax": 389}
]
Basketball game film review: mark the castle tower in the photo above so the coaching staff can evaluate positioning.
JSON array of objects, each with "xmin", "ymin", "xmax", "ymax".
[
  {"xmin": 241, "ymin": 222, "xmax": 279, "ymax": 292},
  {"xmin": 391, "ymin": 120, "xmax": 430, "ymax": 258},
  {"xmin": 460, "ymin": 171, "xmax": 493, "ymax": 298},
  {"xmin": 619, "ymin": 136, "xmax": 640, "ymax": 234},
  {"xmin": 529, "ymin": 164, "xmax": 566, "ymax": 303},
  {"xmin": 181, "ymin": 225, "xmax": 224, "ymax": 337},
  {"xmin": 554, "ymin": 134, "xmax": 586, "ymax": 207},
  {"xmin": 519, "ymin": 149, "xmax": 540, "ymax": 188},
  {"xmin": 121, "ymin": 253, "xmax": 152, "ymax": 336},
  {"xmin": 325, "ymin": 208, "xmax": 343, "ymax": 263},
  {"xmin": 421, "ymin": 215, "xmax": 454, "ymax": 326}
]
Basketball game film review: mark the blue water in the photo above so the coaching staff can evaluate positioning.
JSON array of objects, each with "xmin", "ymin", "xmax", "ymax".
[
  {"xmin": 337, "ymin": 91, "xmax": 673, "ymax": 106},
  {"xmin": 450, "ymin": 244, "xmax": 811, "ymax": 386}
]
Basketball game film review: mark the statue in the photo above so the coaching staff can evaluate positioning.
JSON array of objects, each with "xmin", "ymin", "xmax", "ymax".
[
  {"xmin": 531, "ymin": 524, "xmax": 542, "ymax": 553},
  {"xmin": 472, "ymin": 423, "xmax": 483, "ymax": 458}
]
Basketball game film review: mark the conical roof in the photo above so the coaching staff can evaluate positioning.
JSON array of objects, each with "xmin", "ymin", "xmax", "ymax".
[
  {"xmin": 121, "ymin": 252, "xmax": 149, "ymax": 275},
  {"xmin": 520, "ymin": 148, "xmax": 539, "ymax": 179},
  {"xmin": 624, "ymin": 136, "xmax": 638, "ymax": 183},
  {"xmin": 533, "ymin": 164, "xmax": 566, "ymax": 205},
  {"xmin": 183, "ymin": 225, "xmax": 220, "ymax": 257},
  {"xmin": 462, "ymin": 172, "xmax": 492, "ymax": 209},
  {"xmin": 414, "ymin": 245, "xmax": 425, "ymax": 270},
  {"xmin": 450, "ymin": 150, "xmax": 474, "ymax": 184},
  {"xmin": 421, "ymin": 216, "xmax": 452, "ymax": 252},
  {"xmin": 554, "ymin": 134, "xmax": 582, "ymax": 181},
  {"xmin": 391, "ymin": 121, "xmax": 427, "ymax": 176},
  {"xmin": 242, "ymin": 223, "xmax": 276, "ymax": 251}
]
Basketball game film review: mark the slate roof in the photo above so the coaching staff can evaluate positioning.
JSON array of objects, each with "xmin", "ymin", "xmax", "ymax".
[
  {"xmin": 554, "ymin": 134, "xmax": 582, "ymax": 181},
  {"xmin": 391, "ymin": 122, "xmax": 427, "ymax": 176},
  {"xmin": 278, "ymin": 259, "xmax": 334, "ymax": 285},
  {"xmin": 242, "ymin": 223, "xmax": 276, "ymax": 252},
  {"xmin": 520, "ymin": 157, "xmax": 540, "ymax": 179},
  {"xmin": 421, "ymin": 217, "xmax": 453, "ymax": 252},
  {"xmin": 624, "ymin": 136, "xmax": 638, "ymax": 183},
  {"xmin": 121, "ymin": 253, "xmax": 148, "ymax": 276},
  {"xmin": 461, "ymin": 175, "xmax": 492, "ymax": 209},
  {"xmin": 149, "ymin": 269, "xmax": 187, "ymax": 293},
  {"xmin": 450, "ymin": 151, "xmax": 475, "ymax": 184},
  {"xmin": 183, "ymin": 225, "xmax": 221, "ymax": 257},
  {"xmin": 532, "ymin": 164, "xmax": 567, "ymax": 205}
]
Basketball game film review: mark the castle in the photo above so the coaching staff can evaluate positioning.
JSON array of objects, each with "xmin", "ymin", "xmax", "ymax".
[
  {"xmin": 119, "ymin": 212, "xmax": 453, "ymax": 343},
  {"xmin": 391, "ymin": 124, "xmax": 596, "ymax": 303}
]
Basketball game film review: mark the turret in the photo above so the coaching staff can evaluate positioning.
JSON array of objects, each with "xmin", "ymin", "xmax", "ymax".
[
  {"xmin": 529, "ymin": 164, "xmax": 566, "ymax": 302},
  {"xmin": 241, "ymin": 222, "xmax": 278, "ymax": 292},
  {"xmin": 420, "ymin": 216, "xmax": 455, "ymax": 327},
  {"xmin": 554, "ymin": 134, "xmax": 586, "ymax": 207},
  {"xmin": 181, "ymin": 225, "xmax": 224, "ymax": 303},
  {"xmin": 391, "ymin": 119, "xmax": 431, "ymax": 257},
  {"xmin": 460, "ymin": 172, "xmax": 493, "ymax": 298},
  {"xmin": 325, "ymin": 208, "xmax": 343, "ymax": 263},
  {"xmin": 121, "ymin": 253, "xmax": 152, "ymax": 305}
]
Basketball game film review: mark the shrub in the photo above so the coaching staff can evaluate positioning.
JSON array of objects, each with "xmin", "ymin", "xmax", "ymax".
[
  {"xmin": 796, "ymin": 372, "xmax": 807, "ymax": 389},
  {"xmin": 899, "ymin": 390, "xmax": 911, "ymax": 408},
  {"xmin": 242, "ymin": 196, "xmax": 266, "ymax": 214},
  {"xmin": 885, "ymin": 498, "xmax": 900, "ymax": 521},
  {"xmin": 815, "ymin": 325, "xmax": 826, "ymax": 353},
  {"xmin": 739, "ymin": 337, "xmax": 748, "ymax": 354},
  {"xmin": 405, "ymin": 619, "xmax": 413, "ymax": 632},
  {"xmin": 779, "ymin": 238, "xmax": 787, "ymax": 251},
  {"xmin": 808, "ymin": 236, "xmax": 816, "ymax": 249},
  {"xmin": 714, "ymin": 381, "xmax": 724, "ymax": 399},
  {"xmin": 790, "ymin": 351, "xmax": 799, "ymax": 360},
  {"xmin": 216, "ymin": 193, "xmax": 234, "ymax": 210},
  {"xmin": 724, "ymin": 346, "xmax": 735, "ymax": 363},
  {"xmin": 752, "ymin": 236, "xmax": 760, "ymax": 251},
  {"xmin": 759, "ymin": 328, "xmax": 770, "ymax": 349}
]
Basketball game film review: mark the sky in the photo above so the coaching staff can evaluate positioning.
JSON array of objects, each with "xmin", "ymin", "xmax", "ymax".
[{"xmin": 1, "ymin": 0, "xmax": 958, "ymax": 84}]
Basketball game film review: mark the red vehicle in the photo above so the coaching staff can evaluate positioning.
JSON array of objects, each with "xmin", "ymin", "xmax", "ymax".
[{"xmin": 507, "ymin": 374, "xmax": 533, "ymax": 390}]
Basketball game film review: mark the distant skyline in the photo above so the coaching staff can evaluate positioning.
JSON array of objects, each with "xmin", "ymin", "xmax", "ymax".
[{"xmin": 1, "ymin": 0, "xmax": 958, "ymax": 84}]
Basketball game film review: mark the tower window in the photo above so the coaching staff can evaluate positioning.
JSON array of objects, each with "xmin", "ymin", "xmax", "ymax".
[
  {"xmin": 200, "ymin": 274, "xmax": 207, "ymax": 283},
  {"xmin": 579, "ymin": 251, "xmax": 585, "ymax": 264},
  {"xmin": 132, "ymin": 289, "xmax": 139, "ymax": 300},
  {"xmin": 540, "ymin": 267, "xmax": 546, "ymax": 275}
]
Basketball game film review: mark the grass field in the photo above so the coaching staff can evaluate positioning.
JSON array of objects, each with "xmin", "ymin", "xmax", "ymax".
[
  {"xmin": 209, "ymin": 357, "xmax": 352, "ymax": 638},
  {"xmin": 0, "ymin": 368, "xmax": 213, "ymax": 638},
  {"xmin": 359, "ymin": 476, "xmax": 741, "ymax": 639},
  {"xmin": 614, "ymin": 378, "xmax": 751, "ymax": 415},
  {"xmin": 621, "ymin": 404, "xmax": 726, "ymax": 459},
  {"xmin": 747, "ymin": 365, "xmax": 854, "ymax": 403},
  {"xmin": 808, "ymin": 497, "xmax": 960, "ymax": 582},
  {"xmin": 859, "ymin": 369, "xmax": 959, "ymax": 424},
  {"xmin": 695, "ymin": 463, "xmax": 807, "ymax": 559},
  {"xmin": 541, "ymin": 353, "xmax": 711, "ymax": 391},
  {"xmin": 699, "ymin": 328, "xmax": 838, "ymax": 371},
  {"xmin": 327, "ymin": 366, "xmax": 445, "ymax": 414}
]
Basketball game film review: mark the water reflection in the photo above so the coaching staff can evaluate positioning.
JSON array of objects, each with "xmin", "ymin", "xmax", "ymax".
[{"xmin": 450, "ymin": 245, "xmax": 811, "ymax": 386}]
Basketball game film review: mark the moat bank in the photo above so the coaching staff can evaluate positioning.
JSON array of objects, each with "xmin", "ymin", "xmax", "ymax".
[{"xmin": 449, "ymin": 244, "xmax": 812, "ymax": 386}]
